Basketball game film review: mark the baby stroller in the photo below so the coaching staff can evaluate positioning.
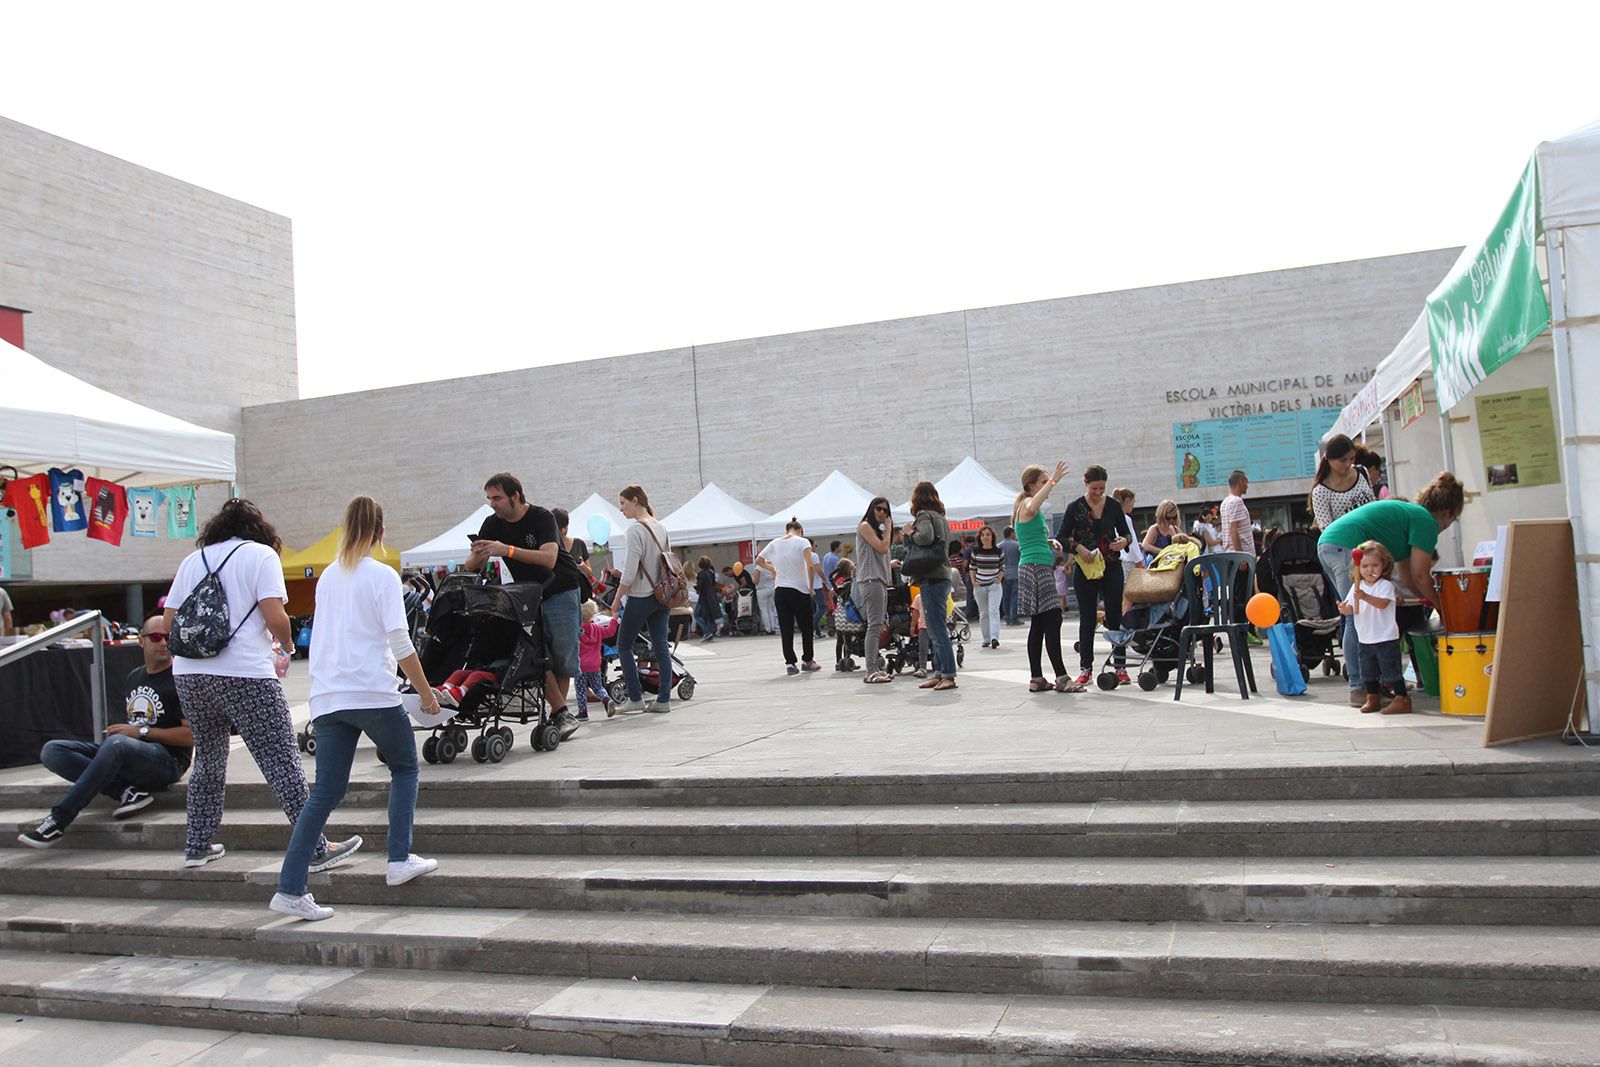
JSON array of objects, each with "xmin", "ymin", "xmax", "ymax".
[
  {"xmin": 605, "ymin": 632, "xmax": 697, "ymax": 702},
  {"xmin": 1093, "ymin": 541, "xmax": 1204, "ymax": 691},
  {"xmin": 735, "ymin": 587, "xmax": 758, "ymax": 636},
  {"xmin": 1263, "ymin": 531, "xmax": 1343, "ymax": 680},
  {"xmin": 832, "ymin": 578, "xmax": 914, "ymax": 674},
  {"xmin": 414, "ymin": 573, "xmax": 558, "ymax": 762}
]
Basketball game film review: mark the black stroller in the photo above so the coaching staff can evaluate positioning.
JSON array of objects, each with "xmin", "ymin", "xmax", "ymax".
[
  {"xmin": 830, "ymin": 578, "xmax": 914, "ymax": 674},
  {"xmin": 1092, "ymin": 553, "xmax": 1205, "ymax": 691},
  {"xmin": 1262, "ymin": 531, "xmax": 1343, "ymax": 680},
  {"xmin": 416, "ymin": 573, "xmax": 559, "ymax": 761},
  {"xmin": 604, "ymin": 632, "xmax": 697, "ymax": 703}
]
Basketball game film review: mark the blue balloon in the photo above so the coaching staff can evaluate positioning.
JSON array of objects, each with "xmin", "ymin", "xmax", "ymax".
[{"xmin": 587, "ymin": 513, "xmax": 611, "ymax": 546}]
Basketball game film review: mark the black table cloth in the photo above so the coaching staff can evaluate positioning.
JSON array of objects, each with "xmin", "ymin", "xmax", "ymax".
[{"xmin": 0, "ymin": 644, "xmax": 146, "ymax": 769}]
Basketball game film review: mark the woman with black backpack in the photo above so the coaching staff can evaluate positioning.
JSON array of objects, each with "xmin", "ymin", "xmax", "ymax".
[{"xmin": 163, "ymin": 499, "xmax": 361, "ymax": 872}]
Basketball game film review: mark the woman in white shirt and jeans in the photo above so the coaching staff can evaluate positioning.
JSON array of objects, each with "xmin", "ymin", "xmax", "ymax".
[
  {"xmin": 269, "ymin": 496, "xmax": 439, "ymax": 921},
  {"xmin": 613, "ymin": 485, "xmax": 675, "ymax": 713}
]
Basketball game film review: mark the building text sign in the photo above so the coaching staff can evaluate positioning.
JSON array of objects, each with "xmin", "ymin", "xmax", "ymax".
[{"xmin": 1173, "ymin": 408, "xmax": 1339, "ymax": 488}]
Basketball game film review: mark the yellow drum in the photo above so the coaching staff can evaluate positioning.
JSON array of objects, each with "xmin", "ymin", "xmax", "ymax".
[{"xmin": 1437, "ymin": 632, "xmax": 1496, "ymax": 716}]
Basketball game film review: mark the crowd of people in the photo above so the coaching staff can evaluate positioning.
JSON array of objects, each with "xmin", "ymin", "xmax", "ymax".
[{"xmin": 14, "ymin": 443, "xmax": 1468, "ymax": 921}]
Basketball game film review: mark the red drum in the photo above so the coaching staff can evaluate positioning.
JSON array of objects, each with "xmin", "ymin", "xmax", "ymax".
[{"xmin": 1433, "ymin": 567, "xmax": 1497, "ymax": 633}]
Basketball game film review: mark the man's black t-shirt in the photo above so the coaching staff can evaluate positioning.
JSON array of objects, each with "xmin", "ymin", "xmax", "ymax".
[
  {"xmin": 570, "ymin": 539, "xmax": 590, "ymax": 566},
  {"xmin": 122, "ymin": 665, "xmax": 191, "ymax": 770},
  {"xmin": 478, "ymin": 505, "xmax": 582, "ymax": 594}
]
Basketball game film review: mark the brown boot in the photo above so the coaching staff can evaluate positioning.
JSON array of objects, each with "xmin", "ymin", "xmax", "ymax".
[
  {"xmin": 1381, "ymin": 693, "xmax": 1413, "ymax": 715},
  {"xmin": 1358, "ymin": 692, "xmax": 1382, "ymax": 714}
]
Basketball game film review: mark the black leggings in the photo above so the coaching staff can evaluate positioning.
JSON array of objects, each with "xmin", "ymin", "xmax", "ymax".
[
  {"xmin": 1028, "ymin": 609, "xmax": 1067, "ymax": 679},
  {"xmin": 775, "ymin": 587, "xmax": 815, "ymax": 665},
  {"xmin": 1073, "ymin": 564, "xmax": 1125, "ymax": 670}
]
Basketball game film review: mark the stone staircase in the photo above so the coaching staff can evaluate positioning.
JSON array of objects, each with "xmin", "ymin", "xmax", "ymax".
[{"xmin": 2, "ymin": 756, "xmax": 1599, "ymax": 1065}]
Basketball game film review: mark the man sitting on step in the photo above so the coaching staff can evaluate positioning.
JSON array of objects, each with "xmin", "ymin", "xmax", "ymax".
[{"xmin": 19, "ymin": 615, "xmax": 193, "ymax": 847}]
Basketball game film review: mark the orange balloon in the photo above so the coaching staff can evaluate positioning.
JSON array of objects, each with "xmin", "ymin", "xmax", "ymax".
[
  {"xmin": 1246, "ymin": 592, "xmax": 1280, "ymax": 629},
  {"xmin": 732, "ymin": 561, "xmax": 744, "ymax": 576}
]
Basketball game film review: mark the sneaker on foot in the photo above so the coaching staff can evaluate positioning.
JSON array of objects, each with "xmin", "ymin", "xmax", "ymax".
[
  {"xmin": 645, "ymin": 700, "xmax": 671, "ymax": 713},
  {"xmin": 386, "ymin": 854, "xmax": 438, "ymax": 886},
  {"xmin": 614, "ymin": 698, "xmax": 647, "ymax": 713},
  {"xmin": 18, "ymin": 817, "xmax": 63, "ymax": 849},
  {"xmin": 269, "ymin": 891, "xmax": 333, "ymax": 921},
  {"xmin": 113, "ymin": 788, "xmax": 154, "ymax": 820},
  {"xmin": 184, "ymin": 843, "xmax": 227, "ymax": 868},
  {"xmin": 307, "ymin": 835, "xmax": 363, "ymax": 874},
  {"xmin": 556, "ymin": 709, "xmax": 580, "ymax": 739},
  {"xmin": 433, "ymin": 687, "xmax": 459, "ymax": 709},
  {"xmin": 786, "ymin": 665, "xmax": 800, "ymax": 675},
  {"xmin": 1115, "ymin": 669, "xmax": 1132, "ymax": 685},
  {"xmin": 801, "ymin": 661, "xmax": 821, "ymax": 672},
  {"xmin": 1074, "ymin": 670, "xmax": 1093, "ymax": 687},
  {"xmin": 1347, "ymin": 689, "xmax": 1366, "ymax": 708}
]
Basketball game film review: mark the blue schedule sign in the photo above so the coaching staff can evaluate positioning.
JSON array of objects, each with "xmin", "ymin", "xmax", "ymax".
[{"xmin": 1173, "ymin": 409, "xmax": 1339, "ymax": 489}]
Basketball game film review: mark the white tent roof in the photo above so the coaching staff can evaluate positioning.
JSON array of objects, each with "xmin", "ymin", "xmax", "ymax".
[
  {"xmin": 1, "ymin": 338, "xmax": 236, "ymax": 485},
  {"xmin": 755, "ymin": 469, "xmax": 907, "ymax": 540},
  {"xmin": 895, "ymin": 456, "xmax": 1017, "ymax": 521},
  {"xmin": 1324, "ymin": 312, "xmax": 1431, "ymax": 444},
  {"xmin": 661, "ymin": 483, "xmax": 766, "ymax": 545},
  {"xmin": 1538, "ymin": 117, "xmax": 1600, "ymax": 229},
  {"xmin": 568, "ymin": 492, "xmax": 631, "ymax": 550},
  {"xmin": 400, "ymin": 504, "xmax": 493, "ymax": 568}
]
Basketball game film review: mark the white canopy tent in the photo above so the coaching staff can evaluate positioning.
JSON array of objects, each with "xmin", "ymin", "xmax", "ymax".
[
  {"xmin": 754, "ymin": 470, "xmax": 907, "ymax": 540},
  {"xmin": 1, "ymin": 338, "xmax": 235, "ymax": 485},
  {"xmin": 568, "ymin": 493, "xmax": 631, "ymax": 549},
  {"xmin": 660, "ymin": 483, "xmax": 766, "ymax": 546},
  {"xmin": 895, "ymin": 456, "xmax": 1017, "ymax": 522},
  {"xmin": 400, "ymin": 504, "xmax": 493, "ymax": 568},
  {"xmin": 1324, "ymin": 313, "xmax": 1431, "ymax": 447}
]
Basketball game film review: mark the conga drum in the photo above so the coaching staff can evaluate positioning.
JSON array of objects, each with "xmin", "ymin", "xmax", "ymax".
[{"xmin": 1432, "ymin": 567, "xmax": 1497, "ymax": 632}]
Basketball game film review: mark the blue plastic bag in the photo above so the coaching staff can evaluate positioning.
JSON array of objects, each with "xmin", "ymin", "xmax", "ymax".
[{"xmin": 1267, "ymin": 622, "xmax": 1307, "ymax": 696}]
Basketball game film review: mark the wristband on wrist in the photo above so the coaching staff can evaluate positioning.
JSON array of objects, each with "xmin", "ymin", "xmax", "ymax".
[{"xmin": 507, "ymin": 545, "xmax": 517, "ymax": 560}]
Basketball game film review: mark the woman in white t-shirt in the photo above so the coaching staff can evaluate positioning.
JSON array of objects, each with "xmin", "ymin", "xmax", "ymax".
[
  {"xmin": 613, "ymin": 485, "xmax": 676, "ymax": 713},
  {"xmin": 756, "ymin": 518, "xmax": 827, "ymax": 674},
  {"xmin": 165, "ymin": 499, "xmax": 360, "ymax": 872},
  {"xmin": 270, "ymin": 496, "xmax": 440, "ymax": 921}
]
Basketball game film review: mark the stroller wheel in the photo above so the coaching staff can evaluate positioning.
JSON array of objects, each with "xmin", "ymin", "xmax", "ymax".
[
  {"xmin": 1096, "ymin": 671, "xmax": 1119, "ymax": 691},
  {"xmin": 422, "ymin": 736, "xmax": 440, "ymax": 764},
  {"xmin": 1185, "ymin": 665, "xmax": 1206, "ymax": 685},
  {"xmin": 959, "ymin": 625, "xmax": 971, "ymax": 642},
  {"xmin": 302, "ymin": 731, "xmax": 316, "ymax": 756},
  {"xmin": 539, "ymin": 722, "xmax": 562, "ymax": 752},
  {"xmin": 530, "ymin": 727, "xmax": 546, "ymax": 752},
  {"xmin": 471, "ymin": 735, "xmax": 489, "ymax": 763},
  {"xmin": 1073, "ymin": 640, "xmax": 1081, "ymax": 653},
  {"xmin": 606, "ymin": 679, "xmax": 629, "ymax": 705},
  {"xmin": 956, "ymin": 644, "xmax": 965, "ymax": 668},
  {"xmin": 1155, "ymin": 665, "xmax": 1171, "ymax": 685},
  {"xmin": 451, "ymin": 726, "xmax": 470, "ymax": 751},
  {"xmin": 1138, "ymin": 671, "xmax": 1159, "ymax": 691},
  {"xmin": 496, "ymin": 726, "xmax": 514, "ymax": 750},
  {"xmin": 487, "ymin": 732, "xmax": 508, "ymax": 763},
  {"xmin": 437, "ymin": 735, "xmax": 459, "ymax": 763},
  {"xmin": 677, "ymin": 677, "xmax": 696, "ymax": 701}
]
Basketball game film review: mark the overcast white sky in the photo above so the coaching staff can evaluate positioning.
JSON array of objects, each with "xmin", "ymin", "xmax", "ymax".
[{"xmin": 4, "ymin": 2, "xmax": 1597, "ymax": 398}]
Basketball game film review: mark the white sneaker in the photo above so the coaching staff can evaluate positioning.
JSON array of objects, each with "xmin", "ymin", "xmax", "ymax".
[
  {"xmin": 432, "ymin": 687, "xmax": 459, "ymax": 709},
  {"xmin": 387, "ymin": 854, "xmax": 438, "ymax": 886},
  {"xmin": 269, "ymin": 891, "xmax": 333, "ymax": 921},
  {"xmin": 183, "ymin": 843, "xmax": 226, "ymax": 868},
  {"xmin": 613, "ymin": 698, "xmax": 647, "ymax": 714}
]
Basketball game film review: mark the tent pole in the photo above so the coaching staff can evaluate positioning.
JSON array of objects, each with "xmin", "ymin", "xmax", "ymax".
[
  {"xmin": 1544, "ymin": 229, "xmax": 1599, "ymax": 730},
  {"xmin": 1437, "ymin": 396, "xmax": 1462, "ymax": 567}
]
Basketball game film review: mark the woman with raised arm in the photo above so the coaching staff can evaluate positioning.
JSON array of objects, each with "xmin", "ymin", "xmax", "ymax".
[{"xmin": 1013, "ymin": 461, "xmax": 1082, "ymax": 693}]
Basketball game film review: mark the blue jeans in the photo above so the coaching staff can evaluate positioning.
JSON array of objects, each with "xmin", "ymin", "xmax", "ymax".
[
  {"xmin": 1317, "ymin": 541, "xmax": 1362, "ymax": 691},
  {"xmin": 1359, "ymin": 639, "xmax": 1407, "ymax": 695},
  {"xmin": 1002, "ymin": 577, "xmax": 1019, "ymax": 624},
  {"xmin": 920, "ymin": 579, "xmax": 957, "ymax": 677},
  {"xmin": 974, "ymin": 582, "xmax": 1003, "ymax": 644},
  {"xmin": 542, "ymin": 586, "xmax": 582, "ymax": 680},
  {"xmin": 278, "ymin": 705, "xmax": 418, "ymax": 895},
  {"xmin": 694, "ymin": 596, "xmax": 721, "ymax": 637},
  {"xmin": 41, "ymin": 735, "xmax": 186, "ymax": 828},
  {"xmin": 618, "ymin": 595, "xmax": 672, "ymax": 705}
]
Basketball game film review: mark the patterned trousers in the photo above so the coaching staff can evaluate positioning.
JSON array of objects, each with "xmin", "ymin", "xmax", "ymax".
[
  {"xmin": 575, "ymin": 670, "xmax": 607, "ymax": 716},
  {"xmin": 173, "ymin": 674, "xmax": 326, "ymax": 860}
]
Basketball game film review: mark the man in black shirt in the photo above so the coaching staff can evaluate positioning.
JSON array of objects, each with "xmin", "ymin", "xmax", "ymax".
[
  {"xmin": 466, "ymin": 472, "xmax": 585, "ymax": 739},
  {"xmin": 20, "ymin": 616, "xmax": 193, "ymax": 847}
]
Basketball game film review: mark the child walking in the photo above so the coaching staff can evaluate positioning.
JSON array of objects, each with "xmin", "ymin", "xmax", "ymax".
[
  {"xmin": 577, "ymin": 599, "xmax": 619, "ymax": 720},
  {"xmin": 1336, "ymin": 540, "xmax": 1411, "ymax": 715}
]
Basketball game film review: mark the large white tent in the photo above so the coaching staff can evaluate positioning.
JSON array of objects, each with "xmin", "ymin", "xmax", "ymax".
[
  {"xmin": 755, "ymin": 470, "xmax": 906, "ymax": 540},
  {"xmin": 400, "ymin": 504, "xmax": 493, "ymax": 568},
  {"xmin": 1, "ymin": 338, "xmax": 235, "ymax": 485},
  {"xmin": 895, "ymin": 457, "xmax": 1016, "ymax": 522},
  {"xmin": 661, "ymin": 483, "xmax": 766, "ymax": 546}
]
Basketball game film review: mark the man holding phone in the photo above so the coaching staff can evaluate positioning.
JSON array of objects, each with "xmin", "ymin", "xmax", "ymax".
[{"xmin": 464, "ymin": 473, "xmax": 585, "ymax": 739}]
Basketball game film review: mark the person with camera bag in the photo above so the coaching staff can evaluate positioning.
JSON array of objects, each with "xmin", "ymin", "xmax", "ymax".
[{"xmin": 612, "ymin": 485, "xmax": 678, "ymax": 713}]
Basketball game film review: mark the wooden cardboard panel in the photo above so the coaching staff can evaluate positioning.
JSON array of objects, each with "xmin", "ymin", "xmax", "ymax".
[{"xmin": 1483, "ymin": 519, "xmax": 1590, "ymax": 745}]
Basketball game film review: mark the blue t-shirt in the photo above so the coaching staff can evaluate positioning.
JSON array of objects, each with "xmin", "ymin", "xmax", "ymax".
[
  {"xmin": 1000, "ymin": 537, "xmax": 1021, "ymax": 579},
  {"xmin": 165, "ymin": 484, "xmax": 199, "ymax": 539},
  {"xmin": 49, "ymin": 468, "xmax": 87, "ymax": 532},
  {"xmin": 822, "ymin": 551, "xmax": 840, "ymax": 580},
  {"xmin": 127, "ymin": 488, "xmax": 165, "ymax": 539}
]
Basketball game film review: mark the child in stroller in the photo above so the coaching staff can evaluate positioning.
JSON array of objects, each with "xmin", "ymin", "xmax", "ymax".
[{"xmin": 830, "ymin": 560, "xmax": 861, "ymax": 670}]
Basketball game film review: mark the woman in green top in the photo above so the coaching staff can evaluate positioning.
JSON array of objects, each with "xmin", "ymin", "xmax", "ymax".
[
  {"xmin": 1013, "ymin": 460, "xmax": 1083, "ymax": 693},
  {"xmin": 903, "ymin": 481, "xmax": 957, "ymax": 691},
  {"xmin": 1317, "ymin": 471, "xmax": 1465, "ymax": 702}
]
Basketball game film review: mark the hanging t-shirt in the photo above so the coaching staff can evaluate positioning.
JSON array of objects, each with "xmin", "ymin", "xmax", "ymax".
[
  {"xmin": 165, "ymin": 484, "xmax": 199, "ymax": 539},
  {"xmin": 84, "ymin": 478, "xmax": 129, "ymax": 546},
  {"xmin": 127, "ymin": 487, "xmax": 165, "ymax": 539},
  {"xmin": 49, "ymin": 468, "xmax": 88, "ymax": 532},
  {"xmin": 2, "ymin": 474, "xmax": 52, "ymax": 549}
]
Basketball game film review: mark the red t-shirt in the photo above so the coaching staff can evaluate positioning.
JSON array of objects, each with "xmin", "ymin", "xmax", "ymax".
[
  {"xmin": 2, "ymin": 474, "xmax": 52, "ymax": 549},
  {"xmin": 84, "ymin": 478, "xmax": 128, "ymax": 546}
]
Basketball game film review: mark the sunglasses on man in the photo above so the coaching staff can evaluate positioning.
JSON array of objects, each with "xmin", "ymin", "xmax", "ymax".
[{"xmin": 142, "ymin": 632, "xmax": 169, "ymax": 642}]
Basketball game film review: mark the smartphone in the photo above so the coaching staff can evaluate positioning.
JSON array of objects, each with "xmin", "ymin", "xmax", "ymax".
[{"xmin": 467, "ymin": 534, "xmax": 484, "ymax": 544}]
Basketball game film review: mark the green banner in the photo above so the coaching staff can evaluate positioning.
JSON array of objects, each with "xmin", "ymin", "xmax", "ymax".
[{"xmin": 1427, "ymin": 156, "xmax": 1549, "ymax": 412}]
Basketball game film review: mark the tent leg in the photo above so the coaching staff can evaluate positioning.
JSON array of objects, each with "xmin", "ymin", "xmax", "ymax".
[
  {"xmin": 1438, "ymin": 399, "xmax": 1462, "ymax": 567},
  {"xmin": 1545, "ymin": 231, "xmax": 1599, "ymax": 732}
]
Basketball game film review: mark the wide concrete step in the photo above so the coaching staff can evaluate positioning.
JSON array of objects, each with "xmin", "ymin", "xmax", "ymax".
[
  {"xmin": 5, "ymin": 848, "xmax": 1599, "ymax": 925},
  {"xmin": 6, "ymin": 750, "xmax": 1596, "ymax": 810},
  {"xmin": 8, "ymin": 796, "xmax": 1600, "ymax": 859},
  {"xmin": 5, "ymin": 948, "xmax": 1597, "ymax": 1066},
  {"xmin": 3, "ymin": 894, "xmax": 1597, "ymax": 1009}
]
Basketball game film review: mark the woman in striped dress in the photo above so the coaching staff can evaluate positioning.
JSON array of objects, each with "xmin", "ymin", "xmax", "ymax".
[{"xmin": 968, "ymin": 525, "xmax": 1006, "ymax": 650}]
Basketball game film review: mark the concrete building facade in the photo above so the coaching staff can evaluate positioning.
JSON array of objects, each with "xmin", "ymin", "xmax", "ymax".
[
  {"xmin": 1, "ymin": 115, "xmax": 297, "ymax": 605},
  {"xmin": 241, "ymin": 248, "xmax": 1460, "ymax": 555}
]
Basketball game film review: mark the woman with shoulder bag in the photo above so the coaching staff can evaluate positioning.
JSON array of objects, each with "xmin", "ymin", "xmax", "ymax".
[
  {"xmin": 613, "ymin": 485, "xmax": 675, "ymax": 713},
  {"xmin": 1059, "ymin": 465, "xmax": 1133, "ymax": 688},
  {"xmin": 854, "ymin": 496, "xmax": 896, "ymax": 683},
  {"xmin": 902, "ymin": 481, "xmax": 957, "ymax": 691}
]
